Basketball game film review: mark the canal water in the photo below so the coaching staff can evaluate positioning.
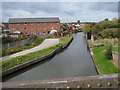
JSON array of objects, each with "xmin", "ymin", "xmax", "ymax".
[{"xmin": 3, "ymin": 32, "xmax": 97, "ymax": 82}]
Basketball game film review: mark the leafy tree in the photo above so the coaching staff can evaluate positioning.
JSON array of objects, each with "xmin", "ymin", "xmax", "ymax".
[
  {"xmin": 91, "ymin": 24, "xmax": 103, "ymax": 35},
  {"xmin": 104, "ymin": 18, "xmax": 109, "ymax": 21},
  {"xmin": 101, "ymin": 28, "xmax": 118, "ymax": 38},
  {"xmin": 83, "ymin": 24, "xmax": 91, "ymax": 34},
  {"xmin": 2, "ymin": 36, "xmax": 22, "ymax": 44},
  {"xmin": 84, "ymin": 18, "xmax": 119, "ymax": 39},
  {"xmin": 77, "ymin": 20, "xmax": 80, "ymax": 23},
  {"xmin": 104, "ymin": 45, "xmax": 112, "ymax": 60}
]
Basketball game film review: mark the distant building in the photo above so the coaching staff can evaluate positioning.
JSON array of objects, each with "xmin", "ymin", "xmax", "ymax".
[
  {"xmin": 8, "ymin": 17, "xmax": 60, "ymax": 35},
  {"xmin": 2, "ymin": 22, "xmax": 9, "ymax": 32},
  {"xmin": 0, "ymin": 24, "xmax": 4, "ymax": 31},
  {"xmin": 0, "ymin": 24, "xmax": 4, "ymax": 36},
  {"xmin": 0, "ymin": 23, "xmax": 9, "ymax": 38}
]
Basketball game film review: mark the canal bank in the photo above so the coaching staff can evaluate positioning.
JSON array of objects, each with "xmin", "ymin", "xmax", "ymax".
[
  {"xmin": 87, "ymin": 39, "xmax": 120, "ymax": 75},
  {"xmin": 86, "ymin": 39, "xmax": 99, "ymax": 74},
  {"xmin": 2, "ymin": 36, "xmax": 73, "ymax": 77},
  {"xmin": 3, "ymin": 32, "xmax": 97, "ymax": 82}
]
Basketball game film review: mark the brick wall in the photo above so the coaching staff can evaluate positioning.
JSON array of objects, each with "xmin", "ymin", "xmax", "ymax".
[{"xmin": 9, "ymin": 22, "xmax": 60, "ymax": 35}]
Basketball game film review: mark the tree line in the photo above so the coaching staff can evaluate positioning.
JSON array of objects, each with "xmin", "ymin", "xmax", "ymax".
[{"xmin": 83, "ymin": 18, "xmax": 120, "ymax": 38}]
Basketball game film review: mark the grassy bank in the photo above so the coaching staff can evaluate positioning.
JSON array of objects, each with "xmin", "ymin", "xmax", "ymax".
[
  {"xmin": 112, "ymin": 46, "xmax": 120, "ymax": 52},
  {"xmin": 1, "ymin": 36, "xmax": 73, "ymax": 71},
  {"xmin": 92, "ymin": 46, "xmax": 120, "ymax": 75}
]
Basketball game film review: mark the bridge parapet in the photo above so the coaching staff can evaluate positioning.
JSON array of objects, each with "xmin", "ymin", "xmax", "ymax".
[{"xmin": 2, "ymin": 73, "xmax": 120, "ymax": 89}]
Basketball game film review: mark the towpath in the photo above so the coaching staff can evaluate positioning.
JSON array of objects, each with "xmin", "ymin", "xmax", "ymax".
[{"xmin": 0, "ymin": 39, "xmax": 59, "ymax": 61}]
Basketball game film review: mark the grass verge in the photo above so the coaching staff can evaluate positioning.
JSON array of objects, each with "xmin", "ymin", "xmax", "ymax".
[
  {"xmin": 112, "ymin": 46, "xmax": 120, "ymax": 52},
  {"xmin": 92, "ymin": 46, "xmax": 120, "ymax": 75},
  {"xmin": 1, "ymin": 36, "xmax": 73, "ymax": 71}
]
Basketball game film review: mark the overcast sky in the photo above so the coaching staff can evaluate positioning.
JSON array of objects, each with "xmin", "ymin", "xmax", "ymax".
[{"xmin": 2, "ymin": 2, "xmax": 118, "ymax": 22}]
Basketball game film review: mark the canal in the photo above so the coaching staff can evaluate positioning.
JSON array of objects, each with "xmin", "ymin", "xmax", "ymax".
[{"xmin": 3, "ymin": 32, "xmax": 97, "ymax": 82}]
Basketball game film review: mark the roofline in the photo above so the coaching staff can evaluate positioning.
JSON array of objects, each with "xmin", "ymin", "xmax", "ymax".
[
  {"xmin": 8, "ymin": 17, "xmax": 60, "ymax": 23},
  {"xmin": 9, "ymin": 17, "xmax": 60, "ymax": 20}
]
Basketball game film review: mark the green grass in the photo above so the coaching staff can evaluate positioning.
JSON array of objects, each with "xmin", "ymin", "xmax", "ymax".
[
  {"xmin": 60, "ymin": 35, "xmax": 73, "ymax": 44},
  {"xmin": 92, "ymin": 46, "xmax": 120, "ymax": 75},
  {"xmin": 1, "ymin": 36, "xmax": 73, "ymax": 71},
  {"xmin": 112, "ymin": 46, "xmax": 120, "ymax": 52},
  {"xmin": 88, "ymin": 38, "xmax": 119, "ymax": 47}
]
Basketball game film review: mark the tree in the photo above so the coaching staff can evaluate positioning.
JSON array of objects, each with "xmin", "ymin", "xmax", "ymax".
[
  {"xmin": 91, "ymin": 24, "xmax": 102, "ymax": 35},
  {"xmin": 77, "ymin": 20, "xmax": 80, "ymax": 23},
  {"xmin": 104, "ymin": 18, "xmax": 109, "ymax": 21},
  {"xmin": 83, "ymin": 24, "xmax": 91, "ymax": 34},
  {"xmin": 104, "ymin": 45, "xmax": 112, "ymax": 60},
  {"xmin": 101, "ymin": 28, "xmax": 118, "ymax": 38}
]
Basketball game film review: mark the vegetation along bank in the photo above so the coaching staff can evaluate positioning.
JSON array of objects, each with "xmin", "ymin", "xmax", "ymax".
[{"xmin": 83, "ymin": 18, "xmax": 120, "ymax": 74}]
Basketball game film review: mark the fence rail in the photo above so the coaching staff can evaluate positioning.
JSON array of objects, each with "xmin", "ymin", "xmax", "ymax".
[{"xmin": 2, "ymin": 36, "xmax": 37, "ymax": 49}]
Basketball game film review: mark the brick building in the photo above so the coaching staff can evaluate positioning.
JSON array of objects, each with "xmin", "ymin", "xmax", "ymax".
[{"xmin": 8, "ymin": 17, "xmax": 60, "ymax": 35}]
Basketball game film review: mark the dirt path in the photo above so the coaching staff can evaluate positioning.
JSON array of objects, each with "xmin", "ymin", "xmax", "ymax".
[{"xmin": 1, "ymin": 39, "xmax": 59, "ymax": 61}]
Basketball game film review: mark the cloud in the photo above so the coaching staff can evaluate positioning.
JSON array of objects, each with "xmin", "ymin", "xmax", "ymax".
[{"xmin": 2, "ymin": 2, "xmax": 118, "ymax": 22}]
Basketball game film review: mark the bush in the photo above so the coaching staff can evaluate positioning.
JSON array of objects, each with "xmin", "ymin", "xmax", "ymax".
[
  {"xmin": 101, "ymin": 28, "xmax": 118, "ymax": 38},
  {"xmin": 2, "ymin": 36, "xmax": 22, "ymax": 44},
  {"xmin": 103, "ymin": 45, "xmax": 113, "ymax": 60},
  {"xmin": 63, "ymin": 31, "xmax": 70, "ymax": 36}
]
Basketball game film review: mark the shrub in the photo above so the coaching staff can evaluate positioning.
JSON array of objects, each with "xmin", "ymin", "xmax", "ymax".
[
  {"xmin": 2, "ymin": 36, "xmax": 22, "ymax": 44},
  {"xmin": 103, "ymin": 45, "xmax": 113, "ymax": 60},
  {"xmin": 101, "ymin": 28, "xmax": 118, "ymax": 38}
]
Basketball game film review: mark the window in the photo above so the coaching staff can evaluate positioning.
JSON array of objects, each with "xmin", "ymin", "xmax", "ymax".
[
  {"xmin": 37, "ymin": 32, "xmax": 40, "ymax": 35},
  {"xmin": 30, "ymin": 22, "xmax": 34, "ymax": 25},
  {"xmin": 31, "ymin": 32, "xmax": 34, "ymax": 35},
  {"xmin": 44, "ymin": 22, "xmax": 46, "ymax": 24},
  {"xmin": 43, "ymin": 32, "xmax": 46, "ymax": 34},
  {"xmin": 44, "ymin": 27, "xmax": 46, "ymax": 29},
  {"xmin": 37, "ymin": 22, "xmax": 40, "ymax": 24},
  {"xmin": 30, "ymin": 27, "xmax": 33, "ymax": 29},
  {"xmin": 37, "ymin": 27, "xmax": 40, "ymax": 29},
  {"xmin": 24, "ymin": 23, "xmax": 27, "ymax": 25},
  {"xmin": 25, "ymin": 32, "xmax": 28, "ymax": 34},
  {"xmin": 51, "ymin": 27, "xmax": 54, "ymax": 29},
  {"xmin": 16, "ymin": 27, "xmax": 20, "ymax": 30},
  {"xmin": 24, "ymin": 28, "xmax": 27, "ymax": 30},
  {"xmin": 10, "ymin": 28, "xmax": 14, "ymax": 30}
]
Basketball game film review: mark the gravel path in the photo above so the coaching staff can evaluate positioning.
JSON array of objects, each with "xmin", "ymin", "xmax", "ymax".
[{"xmin": 0, "ymin": 39, "xmax": 59, "ymax": 61}]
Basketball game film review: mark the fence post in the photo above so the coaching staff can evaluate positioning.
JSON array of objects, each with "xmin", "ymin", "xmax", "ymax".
[
  {"xmin": 8, "ymin": 43, "xmax": 9, "ymax": 48},
  {"xmin": 15, "ymin": 42, "xmax": 17, "ymax": 46},
  {"xmin": 22, "ymin": 40, "xmax": 24, "ymax": 45}
]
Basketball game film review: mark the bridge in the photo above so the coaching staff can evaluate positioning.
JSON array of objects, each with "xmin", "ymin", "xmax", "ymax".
[{"xmin": 2, "ymin": 73, "xmax": 120, "ymax": 89}]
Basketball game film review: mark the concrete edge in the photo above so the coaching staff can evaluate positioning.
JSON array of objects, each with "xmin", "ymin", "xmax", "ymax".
[
  {"xmin": 2, "ymin": 37, "xmax": 73, "ymax": 77},
  {"xmin": 86, "ymin": 39, "xmax": 99, "ymax": 74},
  {"xmin": 2, "ymin": 73, "xmax": 119, "ymax": 88}
]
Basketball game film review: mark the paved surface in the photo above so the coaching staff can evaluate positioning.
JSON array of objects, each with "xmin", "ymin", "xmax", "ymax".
[{"xmin": 0, "ymin": 39, "xmax": 59, "ymax": 61}]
